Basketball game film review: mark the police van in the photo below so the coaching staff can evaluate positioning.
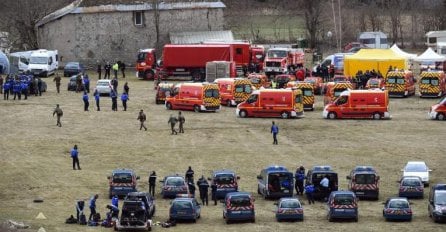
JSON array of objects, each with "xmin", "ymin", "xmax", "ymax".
[
  {"xmin": 346, "ymin": 166, "xmax": 380, "ymax": 200},
  {"xmin": 428, "ymin": 184, "xmax": 446, "ymax": 222},
  {"xmin": 305, "ymin": 166, "xmax": 338, "ymax": 200},
  {"xmin": 257, "ymin": 165, "xmax": 294, "ymax": 199},
  {"xmin": 210, "ymin": 169, "xmax": 240, "ymax": 199},
  {"xmin": 327, "ymin": 191, "xmax": 359, "ymax": 222}
]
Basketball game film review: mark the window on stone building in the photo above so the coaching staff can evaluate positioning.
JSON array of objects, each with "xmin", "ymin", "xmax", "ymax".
[{"xmin": 134, "ymin": 11, "xmax": 143, "ymax": 26}]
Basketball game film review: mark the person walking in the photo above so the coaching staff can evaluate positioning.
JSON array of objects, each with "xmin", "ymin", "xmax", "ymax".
[
  {"xmin": 295, "ymin": 166, "xmax": 305, "ymax": 195},
  {"xmin": 123, "ymin": 82, "xmax": 129, "ymax": 95},
  {"xmin": 112, "ymin": 62, "xmax": 119, "ymax": 79},
  {"xmin": 104, "ymin": 62, "xmax": 111, "ymax": 79},
  {"xmin": 97, "ymin": 62, "xmax": 102, "ymax": 80},
  {"xmin": 120, "ymin": 92, "xmax": 128, "ymax": 111},
  {"xmin": 53, "ymin": 73, "xmax": 61, "ymax": 93},
  {"xmin": 94, "ymin": 89, "xmax": 100, "ymax": 111},
  {"xmin": 53, "ymin": 104, "xmax": 63, "ymax": 127},
  {"xmin": 110, "ymin": 90, "xmax": 118, "ymax": 111},
  {"xmin": 304, "ymin": 183, "xmax": 315, "ymax": 205},
  {"xmin": 271, "ymin": 121, "xmax": 279, "ymax": 145},
  {"xmin": 70, "ymin": 144, "xmax": 81, "ymax": 170},
  {"xmin": 178, "ymin": 111, "xmax": 185, "ymax": 133},
  {"xmin": 82, "ymin": 91, "xmax": 89, "ymax": 111},
  {"xmin": 168, "ymin": 114, "xmax": 178, "ymax": 135},
  {"xmin": 211, "ymin": 182, "xmax": 218, "ymax": 205},
  {"xmin": 137, "ymin": 109, "xmax": 147, "ymax": 131},
  {"xmin": 89, "ymin": 194, "xmax": 98, "ymax": 221},
  {"xmin": 148, "ymin": 171, "xmax": 157, "ymax": 197},
  {"xmin": 119, "ymin": 61, "xmax": 126, "ymax": 78},
  {"xmin": 197, "ymin": 176, "xmax": 209, "ymax": 206},
  {"xmin": 185, "ymin": 166, "xmax": 194, "ymax": 183}
]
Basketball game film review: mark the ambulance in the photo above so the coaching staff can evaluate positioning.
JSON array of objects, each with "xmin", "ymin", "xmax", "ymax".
[
  {"xmin": 428, "ymin": 96, "xmax": 446, "ymax": 120},
  {"xmin": 155, "ymin": 82, "xmax": 174, "ymax": 104},
  {"xmin": 419, "ymin": 71, "xmax": 446, "ymax": 98},
  {"xmin": 236, "ymin": 89, "xmax": 304, "ymax": 118},
  {"xmin": 385, "ymin": 70, "xmax": 416, "ymax": 97},
  {"xmin": 165, "ymin": 82, "xmax": 221, "ymax": 112},
  {"xmin": 323, "ymin": 81, "xmax": 353, "ymax": 105},
  {"xmin": 286, "ymin": 81, "xmax": 315, "ymax": 110},
  {"xmin": 323, "ymin": 89, "xmax": 391, "ymax": 119},
  {"xmin": 247, "ymin": 73, "xmax": 270, "ymax": 89},
  {"xmin": 215, "ymin": 78, "xmax": 253, "ymax": 107}
]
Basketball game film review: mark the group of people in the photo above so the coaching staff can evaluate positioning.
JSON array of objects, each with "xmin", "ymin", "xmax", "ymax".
[
  {"xmin": 293, "ymin": 166, "xmax": 331, "ymax": 205},
  {"xmin": 313, "ymin": 63, "xmax": 335, "ymax": 82},
  {"xmin": 81, "ymin": 81, "xmax": 129, "ymax": 112},
  {"xmin": 355, "ymin": 69, "xmax": 384, "ymax": 89},
  {"xmin": 1, "ymin": 73, "xmax": 45, "ymax": 100},
  {"xmin": 97, "ymin": 61, "xmax": 126, "ymax": 80}
]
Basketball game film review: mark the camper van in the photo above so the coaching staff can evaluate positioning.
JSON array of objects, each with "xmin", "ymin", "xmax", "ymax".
[
  {"xmin": 28, "ymin": 49, "xmax": 58, "ymax": 77},
  {"xmin": 359, "ymin": 32, "xmax": 389, "ymax": 49}
]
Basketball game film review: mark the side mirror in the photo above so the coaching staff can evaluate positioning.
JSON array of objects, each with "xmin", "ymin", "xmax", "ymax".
[
  {"xmin": 237, "ymin": 176, "xmax": 241, "ymax": 180},
  {"xmin": 136, "ymin": 176, "xmax": 140, "ymax": 180},
  {"xmin": 346, "ymin": 176, "xmax": 351, "ymax": 180},
  {"xmin": 256, "ymin": 175, "xmax": 262, "ymax": 180}
]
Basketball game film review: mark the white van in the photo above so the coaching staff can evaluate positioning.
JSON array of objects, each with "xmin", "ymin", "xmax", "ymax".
[
  {"xmin": 313, "ymin": 53, "xmax": 353, "ymax": 74},
  {"xmin": 28, "ymin": 49, "xmax": 58, "ymax": 77},
  {"xmin": 359, "ymin": 31, "xmax": 389, "ymax": 49},
  {"xmin": 9, "ymin": 51, "xmax": 33, "ymax": 74}
]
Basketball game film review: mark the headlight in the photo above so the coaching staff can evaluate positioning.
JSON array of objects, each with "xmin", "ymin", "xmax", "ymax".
[
  {"xmin": 434, "ymin": 206, "xmax": 442, "ymax": 214},
  {"xmin": 141, "ymin": 62, "xmax": 146, "ymax": 66}
]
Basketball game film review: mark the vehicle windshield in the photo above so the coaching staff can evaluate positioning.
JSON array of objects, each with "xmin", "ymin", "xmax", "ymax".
[
  {"xmin": 65, "ymin": 63, "xmax": 79, "ymax": 68},
  {"xmin": 421, "ymin": 78, "xmax": 439, "ymax": 85},
  {"xmin": 267, "ymin": 50, "xmax": 287, "ymax": 58},
  {"xmin": 166, "ymin": 177, "xmax": 185, "ymax": 186},
  {"xmin": 280, "ymin": 200, "xmax": 301, "ymax": 208},
  {"xmin": 305, "ymin": 79, "xmax": 315, "ymax": 84},
  {"xmin": 435, "ymin": 191, "xmax": 446, "ymax": 205},
  {"xmin": 250, "ymin": 78, "xmax": 260, "ymax": 84},
  {"xmin": 172, "ymin": 201, "xmax": 192, "ymax": 210},
  {"xmin": 334, "ymin": 89, "xmax": 346, "ymax": 97},
  {"xmin": 204, "ymin": 89, "xmax": 219, "ymax": 98},
  {"xmin": 30, "ymin": 57, "xmax": 48, "ymax": 64},
  {"xmin": 113, "ymin": 173, "xmax": 133, "ymax": 183},
  {"xmin": 354, "ymin": 174, "xmax": 376, "ymax": 184},
  {"xmin": 137, "ymin": 52, "xmax": 146, "ymax": 62},
  {"xmin": 97, "ymin": 81, "xmax": 110, "ymax": 86},
  {"xmin": 387, "ymin": 77, "xmax": 405, "ymax": 84},
  {"xmin": 334, "ymin": 195, "xmax": 354, "ymax": 205},
  {"xmin": 246, "ymin": 94, "xmax": 258, "ymax": 103},
  {"xmin": 235, "ymin": 84, "xmax": 252, "ymax": 94},
  {"xmin": 405, "ymin": 163, "xmax": 427, "ymax": 172},
  {"xmin": 389, "ymin": 200, "xmax": 409, "ymax": 208},
  {"xmin": 402, "ymin": 178, "xmax": 421, "ymax": 186},
  {"xmin": 214, "ymin": 174, "xmax": 235, "ymax": 185},
  {"xmin": 229, "ymin": 196, "xmax": 251, "ymax": 207},
  {"xmin": 302, "ymin": 89, "xmax": 313, "ymax": 96},
  {"xmin": 369, "ymin": 79, "xmax": 380, "ymax": 85}
]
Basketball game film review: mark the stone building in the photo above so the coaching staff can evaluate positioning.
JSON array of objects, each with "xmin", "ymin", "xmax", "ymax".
[{"xmin": 36, "ymin": 0, "xmax": 225, "ymax": 66}]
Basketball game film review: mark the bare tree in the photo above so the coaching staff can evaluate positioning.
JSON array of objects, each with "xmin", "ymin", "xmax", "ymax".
[{"xmin": 301, "ymin": 0, "xmax": 325, "ymax": 48}]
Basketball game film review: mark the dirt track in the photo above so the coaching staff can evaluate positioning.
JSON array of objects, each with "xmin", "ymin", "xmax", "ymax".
[{"xmin": 0, "ymin": 72, "xmax": 444, "ymax": 232}]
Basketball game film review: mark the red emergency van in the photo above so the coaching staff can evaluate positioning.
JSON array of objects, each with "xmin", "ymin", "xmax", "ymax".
[
  {"xmin": 165, "ymin": 83, "xmax": 221, "ymax": 112},
  {"xmin": 323, "ymin": 89, "xmax": 390, "ymax": 119},
  {"xmin": 236, "ymin": 89, "xmax": 304, "ymax": 118},
  {"xmin": 215, "ymin": 78, "xmax": 253, "ymax": 107},
  {"xmin": 429, "ymin": 96, "xmax": 446, "ymax": 120}
]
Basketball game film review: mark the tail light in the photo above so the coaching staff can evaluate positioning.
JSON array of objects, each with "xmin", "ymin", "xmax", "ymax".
[
  {"xmin": 399, "ymin": 187, "xmax": 405, "ymax": 191},
  {"xmin": 407, "ymin": 209, "xmax": 412, "ymax": 214},
  {"xmin": 163, "ymin": 186, "xmax": 168, "ymax": 190},
  {"xmin": 277, "ymin": 209, "xmax": 284, "ymax": 213},
  {"xmin": 384, "ymin": 209, "xmax": 392, "ymax": 213}
]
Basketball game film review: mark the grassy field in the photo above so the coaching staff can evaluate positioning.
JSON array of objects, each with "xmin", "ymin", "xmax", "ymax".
[{"xmin": 0, "ymin": 71, "xmax": 445, "ymax": 232}]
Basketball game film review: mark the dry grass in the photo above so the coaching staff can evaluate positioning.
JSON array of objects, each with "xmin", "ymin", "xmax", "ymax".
[{"xmin": 0, "ymin": 72, "xmax": 445, "ymax": 232}]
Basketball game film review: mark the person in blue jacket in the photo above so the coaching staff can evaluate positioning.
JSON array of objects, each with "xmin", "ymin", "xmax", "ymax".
[
  {"xmin": 3, "ymin": 80, "xmax": 10, "ymax": 100},
  {"xmin": 110, "ymin": 90, "xmax": 117, "ymax": 111},
  {"xmin": 71, "ymin": 144, "xmax": 81, "ymax": 170},
  {"xmin": 271, "ymin": 121, "xmax": 279, "ymax": 145},
  {"xmin": 83, "ymin": 74, "xmax": 90, "ymax": 93},
  {"xmin": 94, "ymin": 89, "xmax": 100, "ymax": 111},
  {"xmin": 13, "ymin": 79, "xmax": 21, "ymax": 100},
  {"xmin": 21, "ymin": 81, "xmax": 29, "ymax": 100},
  {"xmin": 89, "ymin": 194, "xmax": 98, "ymax": 221},
  {"xmin": 120, "ymin": 92, "xmax": 128, "ymax": 111},
  {"xmin": 111, "ymin": 195, "xmax": 118, "ymax": 208},
  {"xmin": 295, "ymin": 166, "xmax": 306, "ymax": 195},
  {"xmin": 82, "ymin": 91, "xmax": 89, "ymax": 111},
  {"xmin": 304, "ymin": 183, "xmax": 315, "ymax": 205}
]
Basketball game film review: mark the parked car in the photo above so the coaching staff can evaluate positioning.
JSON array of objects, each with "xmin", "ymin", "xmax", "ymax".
[
  {"xmin": 399, "ymin": 176, "xmax": 424, "ymax": 198},
  {"xmin": 274, "ymin": 197, "xmax": 304, "ymax": 222},
  {"xmin": 383, "ymin": 197, "xmax": 412, "ymax": 221},
  {"xmin": 95, "ymin": 79, "xmax": 112, "ymax": 95},
  {"xmin": 115, "ymin": 199, "xmax": 152, "ymax": 231},
  {"xmin": 327, "ymin": 191, "xmax": 358, "ymax": 222},
  {"xmin": 428, "ymin": 184, "xmax": 446, "ymax": 223},
  {"xmin": 67, "ymin": 75, "xmax": 83, "ymax": 91},
  {"xmin": 64, "ymin": 62, "xmax": 84, "ymax": 77},
  {"xmin": 222, "ymin": 192, "xmax": 255, "ymax": 224},
  {"xmin": 169, "ymin": 195, "xmax": 201, "ymax": 223},
  {"xmin": 107, "ymin": 169, "xmax": 139, "ymax": 199},
  {"xmin": 160, "ymin": 175, "xmax": 188, "ymax": 199},
  {"xmin": 125, "ymin": 192, "xmax": 155, "ymax": 219},
  {"xmin": 402, "ymin": 161, "xmax": 431, "ymax": 186}
]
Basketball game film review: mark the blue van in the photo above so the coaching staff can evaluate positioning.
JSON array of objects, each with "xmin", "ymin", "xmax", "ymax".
[
  {"xmin": 211, "ymin": 169, "xmax": 240, "ymax": 199},
  {"xmin": 222, "ymin": 192, "xmax": 255, "ymax": 224},
  {"xmin": 257, "ymin": 165, "xmax": 293, "ymax": 199},
  {"xmin": 327, "ymin": 191, "xmax": 358, "ymax": 222}
]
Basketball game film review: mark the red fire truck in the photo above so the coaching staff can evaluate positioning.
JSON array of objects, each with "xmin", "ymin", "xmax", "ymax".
[{"xmin": 263, "ymin": 48, "xmax": 304, "ymax": 78}]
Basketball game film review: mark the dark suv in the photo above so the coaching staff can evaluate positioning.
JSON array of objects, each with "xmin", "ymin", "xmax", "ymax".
[
  {"xmin": 428, "ymin": 184, "xmax": 446, "ymax": 223},
  {"xmin": 125, "ymin": 192, "xmax": 155, "ymax": 219},
  {"xmin": 305, "ymin": 166, "xmax": 338, "ymax": 200},
  {"xmin": 107, "ymin": 169, "xmax": 139, "ymax": 198},
  {"xmin": 115, "ymin": 200, "xmax": 152, "ymax": 231}
]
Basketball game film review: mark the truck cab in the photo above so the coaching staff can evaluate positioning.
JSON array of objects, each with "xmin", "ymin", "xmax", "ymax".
[
  {"xmin": 215, "ymin": 78, "xmax": 253, "ymax": 107},
  {"xmin": 107, "ymin": 169, "xmax": 139, "ymax": 199},
  {"xmin": 305, "ymin": 166, "xmax": 338, "ymax": 201},
  {"xmin": 211, "ymin": 169, "xmax": 240, "ymax": 199},
  {"xmin": 155, "ymin": 82, "xmax": 174, "ymax": 104},
  {"xmin": 257, "ymin": 165, "xmax": 294, "ymax": 199},
  {"xmin": 347, "ymin": 166, "xmax": 380, "ymax": 200},
  {"xmin": 323, "ymin": 81, "xmax": 353, "ymax": 105},
  {"xmin": 136, "ymin": 48, "xmax": 156, "ymax": 80},
  {"xmin": 264, "ymin": 48, "xmax": 304, "ymax": 78}
]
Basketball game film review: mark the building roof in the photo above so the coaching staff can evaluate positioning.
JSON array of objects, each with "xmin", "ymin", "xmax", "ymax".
[
  {"xmin": 170, "ymin": 31, "xmax": 233, "ymax": 44},
  {"xmin": 37, "ymin": 0, "xmax": 225, "ymax": 28}
]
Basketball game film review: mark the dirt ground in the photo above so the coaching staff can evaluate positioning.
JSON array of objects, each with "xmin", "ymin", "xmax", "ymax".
[{"xmin": 0, "ymin": 72, "xmax": 445, "ymax": 232}]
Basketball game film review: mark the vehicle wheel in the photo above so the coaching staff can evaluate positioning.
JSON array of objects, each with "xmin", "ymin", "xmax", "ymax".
[
  {"xmin": 354, "ymin": 216, "xmax": 358, "ymax": 222},
  {"xmin": 226, "ymin": 219, "xmax": 231, "ymax": 224},
  {"xmin": 251, "ymin": 218, "xmax": 255, "ymax": 223},
  {"xmin": 226, "ymin": 100, "xmax": 231, "ymax": 107},
  {"xmin": 328, "ymin": 112, "xmax": 337, "ymax": 119},
  {"xmin": 192, "ymin": 219, "xmax": 196, "ymax": 223},
  {"xmin": 194, "ymin": 105, "xmax": 200, "ymax": 112},
  {"xmin": 372, "ymin": 112, "xmax": 381, "ymax": 120},
  {"xmin": 145, "ymin": 70, "xmax": 154, "ymax": 80},
  {"xmin": 239, "ymin": 110, "xmax": 248, "ymax": 118},
  {"xmin": 166, "ymin": 102, "xmax": 172, "ymax": 110},
  {"xmin": 192, "ymin": 71, "xmax": 202, "ymax": 82},
  {"xmin": 437, "ymin": 113, "xmax": 445, "ymax": 120},
  {"xmin": 328, "ymin": 215, "xmax": 333, "ymax": 222},
  {"xmin": 280, "ymin": 111, "xmax": 289, "ymax": 119}
]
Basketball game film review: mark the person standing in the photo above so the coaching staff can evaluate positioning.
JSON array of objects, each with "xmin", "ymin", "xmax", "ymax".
[
  {"xmin": 21, "ymin": 80, "xmax": 28, "ymax": 100},
  {"xmin": 112, "ymin": 62, "xmax": 119, "ymax": 79},
  {"xmin": 104, "ymin": 62, "xmax": 111, "ymax": 79},
  {"xmin": 76, "ymin": 200, "xmax": 85, "ymax": 223},
  {"xmin": 188, "ymin": 181, "xmax": 196, "ymax": 197},
  {"xmin": 82, "ymin": 91, "xmax": 89, "ymax": 111},
  {"xmin": 0, "ymin": 75, "xmax": 4, "ymax": 94},
  {"xmin": 53, "ymin": 104, "xmax": 63, "ymax": 127},
  {"xmin": 89, "ymin": 194, "xmax": 98, "ymax": 221},
  {"xmin": 178, "ymin": 111, "xmax": 185, "ymax": 133},
  {"xmin": 37, "ymin": 77, "xmax": 43, "ymax": 96},
  {"xmin": 211, "ymin": 182, "xmax": 217, "ymax": 205},
  {"xmin": 97, "ymin": 62, "xmax": 102, "ymax": 80},
  {"xmin": 83, "ymin": 74, "xmax": 90, "ymax": 93},
  {"xmin": 110, "ymin": 90, "xmax": 117, "ymax": 111},
  {"xmin": 71, "ymin": 144, "xmax": 81, "ymax": 170},
  {"xmin": 304, "ymin": 183, "xmax": 315, "ymax": 205},
  {"xmin": 148, "ymin": 171, "xmax": 157, "ymax": 197},
  {"xmin": 320, "ymin": 175, "xmax": 330, "ymax": 201},
  {"xmin": 94, "ymin": 89, "xmax": 100, "ymax": 111},
  {"xmin": 123, "ymin": 82, "xmax": 129, "ymax": 95},
  {"xmin": 137, "ymin": 109, "xmax": 147, "ymax": 131},
  {"xmin": 111, "ymin": 195, "xmax": 119, "ymax": 208},
  {"xmin": 119, "ymin": 61, "xmax": 126, "ymax": 78},
  {"xmin": 197, "ymin": 176, "xmax": 209, "ymax": 206},
  {"xmin": 111, "ymin": 77, "xmax": 118, "ymax": 94},
  {"xmin": 3, "ymin": 79, "xmax": 10, "ymax": 100},
  {"xmin": 53, "ymin": 73, "xmax": 61, "ymax": 93},
  {"xmin": 13, "ymin": 79, "xmax": 21, "ymax": 100},
  {"xmin": 271, "ymin": 121, "xmax": 279, "ymax": 145},
  {"xmin": 120, "ymin": 92, "xmax": 128, "ymax": 111},
  {"xmin": 295, "ymin": 166, "xmax": 305, "ymax": 195},
  {"xmin": 185, "ymin": 166, "xmax": 194, "ymax": 183},
  {"xmin": 168, "ymin": 114, "xmax": 178, "ymax": 135}
]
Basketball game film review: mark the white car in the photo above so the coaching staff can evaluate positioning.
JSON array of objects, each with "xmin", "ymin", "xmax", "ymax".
[
  {"xmin": 95, "ymin": 80, "xmax": 113, "ymax": 95},
  {"xmin": 402, "ymin": 161, "xmax": 431, "ymax": 186}
]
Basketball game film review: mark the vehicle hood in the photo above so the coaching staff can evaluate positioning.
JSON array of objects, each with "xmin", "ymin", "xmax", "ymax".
[
  {"xmin": 403, "ymin": 171, "xmax": 428, "ymax": 180},
  {"xmin": 29, "ymin": 64, "xmax": 48, "ymax": 69}
]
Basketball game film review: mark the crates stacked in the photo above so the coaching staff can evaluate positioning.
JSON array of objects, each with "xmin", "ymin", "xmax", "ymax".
[{"xmin": 206, "ymin": 61, "xmax": 230, "ymax": 82}]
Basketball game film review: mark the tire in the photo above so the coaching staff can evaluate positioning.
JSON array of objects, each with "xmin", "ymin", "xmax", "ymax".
[
  {"xmin": 226, "ymin": 100, "xmax": 231, "ymax": 107},
  {"xmin": 372, "ymin": 112, "xmax": 381, "ymax": 120},
  {"xmin": 194, "ymin": 105, "xmax": 200, "ymax": 113},
  {"xmin": 437, "ymin": 113, "xmax": 445, "ymax": 120},
  {"xmin": 251, "ymin": 218, "xmax": 255, "ymax": 223},
  {"xmin": 226, "ymin": 219, "xmax": 231, "ymax": 224},
  {"xmin": 192, "ymin": 71, "xmax": 202, "ymax": 82},
  {"xmin": 145, "ymin": 70, "xmax": 154, "ymax": 80},
  {"xmin": 166, "ymin": 102, "xmax": 172, "ymax": 110},
  {"xmin": 328, "ymin": 112, "xmax": 337, "ymax": 119},
  {"xmin": 281, "ymin": 111, "xmax": 289, "ymax": 119},
  {"xmin": 239, "ymin": 110, "xmax": 248, "ymax": 118},
  {"xmin": 328, "ymin": 215, "xmax": 333, "ymax": 222},
  {"xmin": 354, "ymin": 216, "xmax": 358, "ymax": 222},
  {"xmin": 257, "ymin": 186, "xmax": 261, "ymax": 194}
]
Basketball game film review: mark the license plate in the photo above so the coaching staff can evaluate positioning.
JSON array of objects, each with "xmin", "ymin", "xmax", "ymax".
[
  {"xmin": 335, "ymin": 209, "xmax": 345, "ymax": 212},
  {"xmin": 395, "ymin": 210, "xmax": 402, "ymax": 215},
  {"xmin": 176, "ymin": 68, "xmax": 185, "ymax": 72},
  {"xmin": 283, "ymin": 190, "xmax": 289, "ymax": 193},
  {"xmin": 355, "ymin": 192, "xmax": 364, "ymax": 195},
  {"xmin": 285, "ymin": 210, "xmax": 295, "ymax": 214},
  {"xmin": 231, "ymin": 211, "xmax": 241, "ymax": 214}
]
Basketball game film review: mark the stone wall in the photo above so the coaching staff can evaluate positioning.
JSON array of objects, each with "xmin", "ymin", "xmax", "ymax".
[{"xmin": 37, "ymin": 7, "xmax": 224, "ymax": 68}]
